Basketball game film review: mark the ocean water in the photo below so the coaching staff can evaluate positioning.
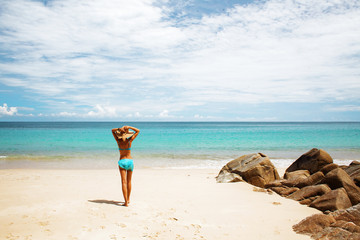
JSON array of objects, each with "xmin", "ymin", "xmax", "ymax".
[{"xmin": 0, "ymin": 122, "xmax": 359, "ymax": 169}]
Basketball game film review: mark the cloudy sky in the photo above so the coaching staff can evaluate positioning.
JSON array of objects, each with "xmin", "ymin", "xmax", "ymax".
[{"xmin": 0, "ymin": 0, "xmax": 359, "ymax": 121}]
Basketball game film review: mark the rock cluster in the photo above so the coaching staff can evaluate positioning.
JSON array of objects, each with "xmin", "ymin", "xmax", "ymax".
[
  {"xmin": 255, "ymin": 148, "xmax": 360, "ymax": 213},
  {"xmin": 293, "ymin": 204, "xmax": 360, "ymax": 239},
  {"xmin": 217, "ymin": 148, "xmax": 360, "ymax": 240}
]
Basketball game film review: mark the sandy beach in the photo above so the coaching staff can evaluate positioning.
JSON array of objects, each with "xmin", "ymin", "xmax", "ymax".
[{"xmin": 0, "ymin": 168, "xmax": 320, "ymax": 240}]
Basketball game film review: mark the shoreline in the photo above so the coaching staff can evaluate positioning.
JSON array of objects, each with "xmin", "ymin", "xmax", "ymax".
[
  {"xmin": 0, "ymin": 168, "xmax": 319, "ymax": 239},
  {"xmin": 0, "ymin": 158, "xmax": 357, "ymax": 171}
]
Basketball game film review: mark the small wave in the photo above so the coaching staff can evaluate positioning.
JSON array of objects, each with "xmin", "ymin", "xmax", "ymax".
[
  {"xmin": 333, "ymin": 159, "xmax": 358, "ymax": 166},
  {"xmin": 0, "ymin": 156, "xmax": 7, "ymax": 159},
  {"xmin": 271, "ymin": 159, "xmax": 297, "ymax": 169},
  {"xmin": 167, "ymin": 160, "xmax": 231, "ymax": 170}
]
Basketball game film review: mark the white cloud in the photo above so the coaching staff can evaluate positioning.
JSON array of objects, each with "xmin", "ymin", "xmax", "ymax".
[
  {"xmin": 0, "ymin": 0, "xmax": 359, "ymax": 119},
  {"xmin": 0, "ymin": 103, "xmax": 18, "ymax": 116},
  {"xmin": 159, "ymin": 109, "xmax": 169, "ymax": 117},
  {"xmin": 326, "ymin": 105, "xmax": 360, "ymax": 112},
  {"xmin": 170, "ymin": 0, "xmax": 360, "ymax": 104},
  {"xmin": 0, "ymin": 103, "xmax": 34, "ymax": 117},
  {"xmin": 87, "ymin": 104, "xmax": 117, "ymax": 118},
  {"xmin": 53, "ymin": 112, "xmax": 78, "ymax": 117},
  {"xmin": 194, "ymin": 114, "xmax": 216, "ymax": 119},
  {"xmin": 126, "ymin": 112, "xmax": 143, "ymax": 118}
]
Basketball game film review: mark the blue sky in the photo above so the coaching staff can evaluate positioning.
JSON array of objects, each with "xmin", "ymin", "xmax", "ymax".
[{"xmin": 0, "ymin": 0, "xmax": 360, "ymax": 121}]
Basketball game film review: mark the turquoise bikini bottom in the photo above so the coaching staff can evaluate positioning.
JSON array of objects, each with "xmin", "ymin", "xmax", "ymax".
[{"xmin": 118, "ymin": 159, "xmax": 134, "ymax": 171}]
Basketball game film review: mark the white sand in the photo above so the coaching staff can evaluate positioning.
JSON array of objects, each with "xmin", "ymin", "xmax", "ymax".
[{"xmin": 0, "ymin": 169, "xmax": 319, "ymax": 240}]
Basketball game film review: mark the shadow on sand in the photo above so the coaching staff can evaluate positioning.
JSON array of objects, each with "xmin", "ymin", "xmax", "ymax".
[{"xmin": 88, "ymin": 199, "xmax": 124, "ymax": 206}]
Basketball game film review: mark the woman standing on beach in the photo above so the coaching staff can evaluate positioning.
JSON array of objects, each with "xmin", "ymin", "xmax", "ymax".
[{"xmin": 112, "ymin": 125, "xmax": 140, "ymax": 207}]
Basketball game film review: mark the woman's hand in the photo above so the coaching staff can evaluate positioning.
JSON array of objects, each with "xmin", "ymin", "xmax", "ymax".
[{"xmin": 126, "ymin": 126, "xmax": 140, "ymax": 140}]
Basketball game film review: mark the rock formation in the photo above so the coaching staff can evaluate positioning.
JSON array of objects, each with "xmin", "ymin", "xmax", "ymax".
[
  {"xmin": 344, "ymin": 161, "xmax": 360, "ymax": 187},
  {"xmin": 216, "ymin": 153, "xmax": 280, "ymax": 188},
  {"xmin": 293, "ymin": 204, "xmax": 360, "ymax": 239},
  {"xmin": 218, "ymin": 148, "xmax": 360, "ymax": 239},
  {"xmin": 309, "ymin": 188, "xmax": 352, "ymax": 212},
  {"xmin": 285, "ymin": 148, "xmax": 333, "ymax": 174},
  {"xmin": 320, "ymin": 168, "xmax": 360, "ymax": 205}
]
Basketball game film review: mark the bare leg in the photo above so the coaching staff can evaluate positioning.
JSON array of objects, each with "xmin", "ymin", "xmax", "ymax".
[
  {"xmin": 119, "ymin": 166, "xmax": 129, "ymax": 206},
  {"xmin": 126, "ymin": 170, "xmax": 133, "ymax": 204}
]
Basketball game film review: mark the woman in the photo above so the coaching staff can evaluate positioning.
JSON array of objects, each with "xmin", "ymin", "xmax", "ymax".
[{"xmin": 111, "ymin": 125, "xmax": 140, "ymax": 206}]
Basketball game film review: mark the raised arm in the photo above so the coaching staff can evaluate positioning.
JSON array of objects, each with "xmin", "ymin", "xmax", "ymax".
[
  {"xmin": 124, "ymin": 126, "xmax": 140, "ymax": 142},
  {"xmin": 111, "ymin": 127, "xmax": 123, "ymax": 140}
]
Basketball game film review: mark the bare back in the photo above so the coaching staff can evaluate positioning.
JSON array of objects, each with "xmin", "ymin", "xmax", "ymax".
[{"xmin": 117, "ymin": 139, "xmax": 133, "ymax": 159}]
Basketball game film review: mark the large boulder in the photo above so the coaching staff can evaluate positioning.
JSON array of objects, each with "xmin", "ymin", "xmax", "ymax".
[
  {"xmin": 309, "ymin": 188, "xmax": 352, "ymax": 212},
  {"xmin": 284, "ymin": 170, "xmax": 310, "ymax": 181},
  {"xmin": 354, "ymin": 176, "xmax": 360, "ymax": 188},
  {"xmin": 270, "ymin": 186, "xmax": 299, "ymax": 197},
  {"xmin": 293, "ymin": 213, "xmax": 336, "ymax": 235},
  {"xmin": 320, "ymin": 168, "xmax": 360, "ymax": 205},
  {"xmin": 264, "ymin": 179, "xmax": 286, "ymax": 188},
  {"xmin": 215, "ymin": 172, "xmax": 243, "ymax": 183},
  {"xmin": 330, "ymin": 220, "xmax": 360, "ymax": 233},
  {"xmin": 285, "ymin": 148, "xmax": 333, "ymax": 174},
  {"xmin": 331, "ymin": 204, "xmax": 360, "ymax": 226},
  {"xmin": 320, "ymin": 163, "xmax": 339, "ymax": 175},
  {"xmin": 282, "ymin": 171, "xmax": 325, "ymax": 188},
  {"xmin": 216, "ymin": 153, "xmax": 280, "ymax": 187},
  {"xmin": 345, "ymin": 161, "xmax": 360, "ymax": 187},
  {"xmin": 288, "ymin": 184, "xmax": 331, "ymax": 202},
  {"xmin": 313, "ymin": 228, "xmax": 360, "ymax": 240},
  {"xmin": 294, "ymin": 204, "xmax": 360, "ymax": 240}
]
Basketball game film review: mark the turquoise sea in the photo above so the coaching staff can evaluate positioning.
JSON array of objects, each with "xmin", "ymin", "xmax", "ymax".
[{"xmin": 0, "ymin": 122, "xmax": 359, "ymax": 169}]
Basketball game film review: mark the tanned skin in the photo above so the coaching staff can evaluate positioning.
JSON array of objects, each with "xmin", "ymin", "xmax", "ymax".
[{"xmin": 112, "ymin": 126, "xmax": 140, "ymax": 206}]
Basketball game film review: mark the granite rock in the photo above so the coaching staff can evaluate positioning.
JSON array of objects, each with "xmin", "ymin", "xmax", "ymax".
[
  {"xmin": 309, "ymin": 188, "xmax": 352, "ymax": 212},
  {"xmin": 286, "ymin": 148, "xmax": 333, "ymax": 174},
  {"xmin": 320, "ymin": 168, "xmax": 360, "ymax": 205},
  {"xmin": 216, "ymin": 153, "xmax": 280, "ymax": 187}
]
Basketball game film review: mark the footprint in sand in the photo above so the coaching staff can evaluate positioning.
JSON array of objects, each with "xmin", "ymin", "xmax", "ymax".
[
  {"xmin": 6, "ymin": 233, "xmax": 20, "ymax": 239},
  {"xmin": 38, "ymin": 221, "xmax": 49, "ymax": 226},
  {"xmin": 116, "ymin": 223, "xmax": 127, "ymax": 228},
  {"xmin": 191, "ymin": 224, "xmax": 202, "ymax": 234},
  {"xmin": 43, "ymin": 229, "xmax": 52, "ymax": 235},
  {"xmin": 109, "ymin": 234, "xmax": 117, "ymax": 240},
  {"xmin": 67, "ymin": 235, "xmax": 79, "ymax": 240},
  {"xmin": 82, "ymin": 226, "xmax": 92, "ymax": 232},
  {"xmin": 191, "ymin": 224, "xmax": 201, "ymax": 229},
  {"xmin": 176, "ymin": 234, "xmax": 185, "ymax": 240}
]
